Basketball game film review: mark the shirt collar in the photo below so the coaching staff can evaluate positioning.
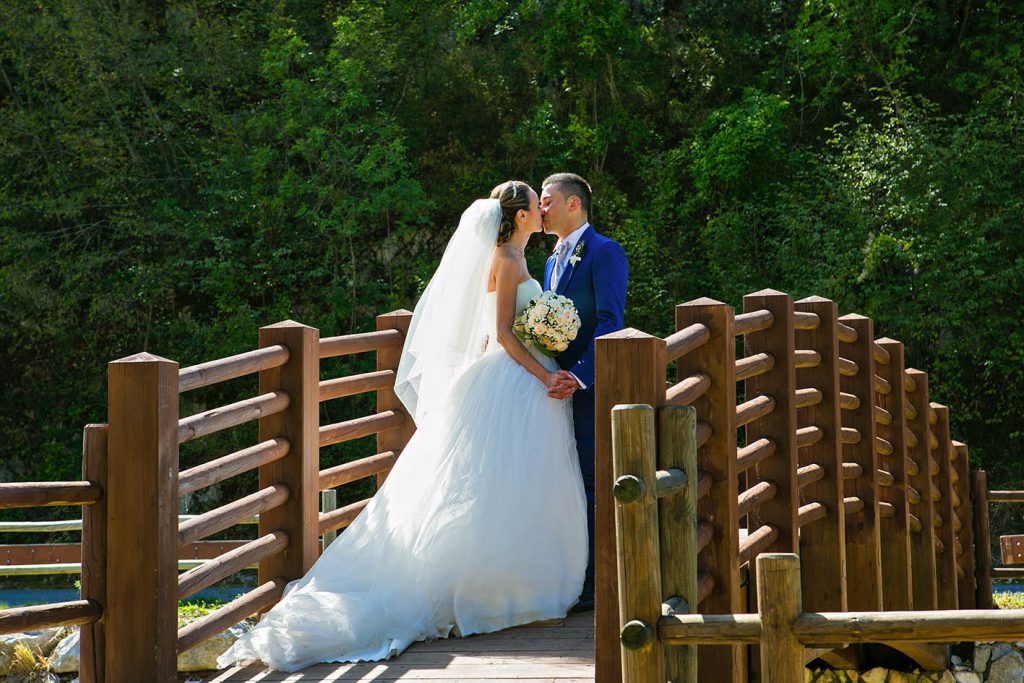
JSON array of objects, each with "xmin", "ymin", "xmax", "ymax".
[{"xmin": 554, "ymin": 222, "xmax": 590, "ymax": 255}]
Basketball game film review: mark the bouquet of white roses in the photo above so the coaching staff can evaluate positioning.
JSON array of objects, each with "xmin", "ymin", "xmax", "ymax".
[{"xmin": 513, "ymin": 290, "xmax": 581, "ymax": 357}]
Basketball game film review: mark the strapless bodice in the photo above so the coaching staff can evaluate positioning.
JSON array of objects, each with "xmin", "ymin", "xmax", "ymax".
[{"xmin": 484, "ymin": 278, "xmax": 554, "ymax": 369}]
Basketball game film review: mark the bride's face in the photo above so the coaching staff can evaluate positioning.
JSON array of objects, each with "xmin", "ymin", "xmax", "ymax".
[{"xmin": 516, "ymin": 188, "xmax": 543, "ymax": 236}]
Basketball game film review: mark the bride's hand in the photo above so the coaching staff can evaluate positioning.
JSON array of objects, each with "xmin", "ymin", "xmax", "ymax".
[{"xmin": 544, "ymin": 371, "xmax": 578, "ymax": 400}]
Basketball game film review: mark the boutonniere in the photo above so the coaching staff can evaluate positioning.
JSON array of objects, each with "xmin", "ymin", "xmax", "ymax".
[{"xmin": 568, "ymin": 240, "xmax": 585, "ymax": 267}]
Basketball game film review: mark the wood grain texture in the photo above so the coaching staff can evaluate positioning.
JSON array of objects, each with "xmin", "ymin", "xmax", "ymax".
[
  {"xmin": 257, "ymin": 322, "xmax": 319, "ymax": 595},
  {"xmin": 375, "ymin": 311, "xmax": 415, "ymax": 487},
  {"xmin": 874, "ymin": 339, "xmax": 911, "ymax": 611},
  {"xmin": 972, "ymin": 470, "xmax": 993, "ymax": 608},
  {"xmin": 930, "ymin": 404, "xmax": 958, "ymax": 610},
  {"xmin": 105, "ymin": 352, "xmax": 179, "ymax": 683},
  {"xmin": 594, "ymin": 329, "xmax": 666, "ymax": 683},
  {"xmin": 757, "ymin": 554, "xmax": 805, "ymax": 683},
  {"xmin": 838, "ymin": 315, "xmax": 883, "ymax": 611},
  {"xmin": 79, "ymin": 424, "xmax": 107, "ymax": 683},
  {"xmin": 674, "ymin": 299, "xmax": 745, "ymax": 683},
  {"xmin": 795, "ymin": 297, "xmax": 847, "ymax": 614},
  {"xmin": 905, "ymin": 369, "xmax": 937, "ymax": 610}
]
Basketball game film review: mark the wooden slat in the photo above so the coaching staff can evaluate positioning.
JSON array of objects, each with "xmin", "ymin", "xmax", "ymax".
[
  {"xmin": 318, "ymin": 498, "xmax": 371, "ymax": 535},
  {"xmin": 319, "ymin": 410, "xmax": 406, "ymax": 448},
  {"xmin": 736, "ymin": 394, "xmax": 775, "ymax": 427},
  {"xmin": 375, "ymin": 311, "xmax": 416, "ymax": 487},
  {"xmin": 735, "ymin": 353, "xmax": 775, "ymax": 382},
  {"xmin": 972, "ymin": 471, "xmax": 993, "ymax": 608},
  {"xmin": 674, "ymin": 298, "xmax": 743, "ymax": 683},
  {"xmin": 734, "ymin": 309, "xmax": 773, "ymax": 335},
  {"xmin": 989, "ymin": 491, "xmax": 1024, "ymax": 503},
  {"xmin": 737, "ymin": 438, "xmax": 775, "ymax": 472},
  {"xmin": 319, "ymin": 329, "xmax": 403, "ymax": 358},
  {"xmin": 843, "ymin": 462, "xmax": 863, "ymax": 479},
  {"xmin": 0, "ymin": 481, "xmax": 102, "ymax": 509},
  {"xmin": 793, "ymin": 311, "xmax": 821, "ymax": 331},
  {"xmin": 0, "ymin": 600, "xmax": 102, "ymax": 636},
  {"xmin": 796, "ymin": 426, "xmax": 823, "ymax": 448},
  {"xmin": 179, "ymin": 345, "xmax": 289, "ymax": 393},
  {"xmin": 875, "ymin": 338, "xmax": 911, "ymax": 611},
  {"xmin": 666, "ymin": 373, "xmax": 712, "ymax": 407},
  {"xmin": 738, "ymin": 525, "xmax": 779, "ymax": 565},
  {"xmin": 837, "ymin": 314, "xmax": 882, "ymax": 611},
  {"xmin": 178, "ymin": 578, "xmax": 287, "ymax": 653},
  {"xmin": 178, "ymin": 531, "xmax": 289, "ymax": 601},
  {"xmin": 179, "ymin": 484, "xmax": 289, "ymax": 546},
  {"xmin": 665, "ymin": 323, "xmax": 711, "ymax": 362},
  {"xmin": 798, "ymin": 464, "xmax": 825, "ymax": 488},
  {"xmin": 952, "ymin": 442, "xmax": 977, "ymax": 608},
  {"xmin": 794, "ymin": 350, "xmax": 821, "ymax": 369},
  {"xmin": 839, "ymin": 392, "xmax": 860, "ymax": 410},
  {"xmin": 80, "ymin": 424, "xmax": 107, "ymax": 683},
  {"xmin": 838, "ymin": 357, "xmax": 858, "ymax": 377},
  {"xmin": 178, "ymin": 391, "xmax": 290, "ymax": 444},
  {"xmin": 179, "ymin": 438, "xmax": 290, "ymax": 497},
  {"xmin": 319, "ymin": 451, "xmax": 400, "ymax": 490},
  {"xmin": 931, "ymin": 403, "xmax": 958, "ymax": 611},
  {"xmin": 799, "ymin": 502, "xmax": 827, "ymax": 526},
  {"xmin": 320, "ymin": 369, "xmax": 396, "ymax": 402},
  {"xmin": 794, "ymin": 387, "xmax": 822, "ymax": 409},
  {"xmin": 793, "ymin": 609, "xmax": 1024, "ymax": 644},
  {"xmin": 105, "ymin": 353, "xmax": 179, "ymax": 682},
  {"xmin": 873, "ymin": 342, "xmax": 891, "ymax": 365},
  {"xmin": 739, "ymin": 481, "xmax": 778, "ymax": 518}
]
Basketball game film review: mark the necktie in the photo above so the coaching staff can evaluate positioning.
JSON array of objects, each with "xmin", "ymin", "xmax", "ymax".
[{"xmin": 551, "ymin": 241, "xmax": 571, "ymax": 290}]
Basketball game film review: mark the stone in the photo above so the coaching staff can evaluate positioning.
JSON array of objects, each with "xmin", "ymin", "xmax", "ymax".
[
  {"xmin": 952, "ymin": 672, "xmax": 982, "ymax": 683},
  {"xmin": 861, "ymin": 668, "xmax": 890, "ymax": 683},
  {"xmin": 50, "ymin": 629, "xmax": 79, "ymax": 673},
  {"xmin": 988, "ymin": 650, "xmax": 1024, "ymax": 683},
  {"xmin": 0, "ymin": 627, "xmax": 64, "ymax": 675},
  {"xmin": 176, "ymin": 623, "xmax": 249, "ymax": 672},
  {"xmin": 974, "ymin": 643, "xmax": 992, "ymax": 674},
  {"xmin": 991, "ymin": 642, "xmax": 1015, "ymax": 661}
]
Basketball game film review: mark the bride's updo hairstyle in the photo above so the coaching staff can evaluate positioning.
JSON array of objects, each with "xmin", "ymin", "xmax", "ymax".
[{"xmin": 489, "ymin": 180, "xmax": 531, "ymax": 245}]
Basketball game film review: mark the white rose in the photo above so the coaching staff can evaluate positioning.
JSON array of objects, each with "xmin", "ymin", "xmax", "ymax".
[{"xmin": 555, "ymin": 341, "xmax": 568, "ymax": 352}]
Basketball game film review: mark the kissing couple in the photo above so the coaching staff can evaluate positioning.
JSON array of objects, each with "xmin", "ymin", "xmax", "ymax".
[{"xmin": 219, "ymin": 173, "xmax": 629, "ymax": 672}]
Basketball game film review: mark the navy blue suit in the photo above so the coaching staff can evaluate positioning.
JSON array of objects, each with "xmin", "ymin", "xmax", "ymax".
[{"xmin": 543, "ymin": 225, "xmax": 628, "ymax": 584}]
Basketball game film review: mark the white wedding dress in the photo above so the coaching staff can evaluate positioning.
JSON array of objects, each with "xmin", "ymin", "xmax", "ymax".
[{"xmin": 218, "ymin": 277, "xmax": 588, "ymax": 673}]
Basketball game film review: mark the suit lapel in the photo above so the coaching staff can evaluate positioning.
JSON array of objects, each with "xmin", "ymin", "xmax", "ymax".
[{"xmin": 556, "ymin": 226, "xmax": 595, "ymax": 295}]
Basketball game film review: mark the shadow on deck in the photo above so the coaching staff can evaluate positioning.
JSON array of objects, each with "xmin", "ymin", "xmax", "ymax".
[{"xmin": 203, "ymin": 612, "xmax": 595, "ymax": 682}]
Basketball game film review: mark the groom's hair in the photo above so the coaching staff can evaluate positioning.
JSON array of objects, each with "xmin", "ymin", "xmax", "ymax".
[{"xmin": 542, "ymin": 173, "xmax": 591, "ymax": 218}]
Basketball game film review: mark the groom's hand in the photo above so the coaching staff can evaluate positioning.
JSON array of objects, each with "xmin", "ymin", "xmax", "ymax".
[{"xmin": 548, "ymin": 371, "xmax": 580, "ymax": 400}]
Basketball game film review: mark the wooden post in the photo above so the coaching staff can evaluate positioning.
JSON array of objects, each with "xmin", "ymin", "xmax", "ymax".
[
  {"xmin": 931, "ymin": 404, "xmax": 958, "ymax": 610},
  {"xmin": 906, "ymin": 369, "xmax": 937, "ymax": 610},
  {"xmin": 675, "ymin": 299, "xmax": 744, "ymax": 683},
  {"xmin": 258, "ymin": 321, "xmax": 319, "ymax": 586},
  {"xmin": 757, "ymin": 554, "xmax": 804, "ymax": 683},
  {"xmin": 743, "ymin": 290, "xmax": 799, "ymax": 555},
  {"xmin": 375, "ymin": 310, "xmax": 415, "ymax": 487},
  {"xmin": 875, "ymin": 339, "xmax": 912, "ymax": 610},
  {"xmin": 794, "ymin": 297, "xmax": 847, "ymax": 613},
  {"xmin": 838, "ymin": 314, "xmax": 883, "ymax": 611},
  {"xmin": 953, "ymin": 442, "xmax": 977, "ymax": 609},
  {"xmin": 595, "ymin": 329, "xmax": 667, "ymax": 683},
  {"xmin": 612, "ymin": 405, "xmax": 664, "ymax": 683},
  {"xmin": 971, "ymin": 470, "xmax": 993, "ymax": 609},
  {"xmin": 657, "ymin": 405, "xmax": 698, "ymax": 681},
  {"xmin": 105, "ymin": 353, "xmax": 178, "ymax": 683},
  {"xmin": 79, "ymin": 424, "xmax": 107, "ymax": 683}
]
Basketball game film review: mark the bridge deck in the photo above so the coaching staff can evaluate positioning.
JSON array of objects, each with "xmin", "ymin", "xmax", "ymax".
[{"xmin": 204, "ymin": 612, "xmax": 595, "ymax": 682}]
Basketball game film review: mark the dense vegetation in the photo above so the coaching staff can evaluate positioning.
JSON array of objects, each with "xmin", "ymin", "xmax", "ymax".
[{"xmin": 1, "ymin": 2, "xmax": 1021, "ymax": 536}]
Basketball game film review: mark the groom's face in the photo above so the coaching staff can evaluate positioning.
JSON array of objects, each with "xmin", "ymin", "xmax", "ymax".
[{"xmin": 540, "ymin": 185, "xmax": 568, "ymax": 236}]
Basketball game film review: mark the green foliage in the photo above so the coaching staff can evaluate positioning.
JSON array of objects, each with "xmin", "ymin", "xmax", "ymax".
[{"xmin": 1, "ymin": 0, "xmax": 1022, "ymax": 537}]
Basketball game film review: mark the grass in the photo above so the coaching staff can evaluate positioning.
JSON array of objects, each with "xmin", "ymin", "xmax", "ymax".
[{"xmin": 994, "ymin": 590, "xmax": 1024, "ymax": 609}]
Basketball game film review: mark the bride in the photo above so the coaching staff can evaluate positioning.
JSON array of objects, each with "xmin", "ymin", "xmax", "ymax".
[{"xmin": 217, "ymin": 181, "xmax": 588, "ymax": 672}]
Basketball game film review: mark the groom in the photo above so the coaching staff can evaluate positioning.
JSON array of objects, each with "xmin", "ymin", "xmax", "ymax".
[{"xmin": 540, "ymin": 173, "xmax": 628, "ymax": 612}]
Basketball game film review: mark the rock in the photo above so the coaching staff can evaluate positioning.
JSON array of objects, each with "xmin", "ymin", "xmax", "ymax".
[
  {"xmin": 861, "ymin": 668, "xmax": 889, "ymax": 683},
  {"xmin": 975, "ymin": 643, "xmax": 992, "ymax": 674},
  {"xmin": 991, "ymin": 642, "xmax": 1015, "ymax": 661},
  {"xmin": 988, "ymin": 650, "xmax": 1024, "ymax": 683},
  {"xmin": 176, "ymin": 623, "xmax": 249, "ymax": 672},
  {"xmin": 952, "ymin": 672, "xmax": 982, "ymax": 683},
  {"xmin": 50, "ymin": 629, "xmax": 80, "ymax": 673},
  {"xmin": 0, "ymin": 627, "xmax": 64, "ymax": 675}
]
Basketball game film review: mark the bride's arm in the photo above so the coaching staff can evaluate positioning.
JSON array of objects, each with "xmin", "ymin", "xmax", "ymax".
[{"xmin": 493, "ymin": 254, "xmax": 560, "ymax": 388}]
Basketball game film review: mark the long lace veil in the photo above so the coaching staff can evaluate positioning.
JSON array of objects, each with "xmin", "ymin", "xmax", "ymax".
[{"xmin": 394, "ymin": 198, "xmax": 500, "ymax": 425}]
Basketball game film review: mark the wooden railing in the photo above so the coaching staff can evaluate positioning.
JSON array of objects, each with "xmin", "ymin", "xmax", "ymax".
[
  {"xmin": 0, "ymin": 311, "xmax": 414, "ymax": 683},
  {"xmin": 594, "ymin": 290, "xmax": 998, "ymax": 683},
  {"xmin": 610, "ymin": 402, "xmax": 1024, "ymax": 683}
]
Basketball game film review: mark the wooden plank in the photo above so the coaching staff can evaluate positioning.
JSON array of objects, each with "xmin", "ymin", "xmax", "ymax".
[
  {"xmin": 952, "ymin": 442, "xmax": 977, "ymax": 608},
  {"xmin": 656, "ymin": 406, "xmax": 697, "ymax": 682},
  {"xmin": 105, "ymin": 353, "xmax": 178, "ymax": 683},
  {"xmin": 375, "ymin": 310, "xmax": 415, "ymax": 487},
  {"xmin": 79, "ymin": 423, "xmax": 107, "ymax": 683},
  {"xmin": 758, "ymin": 554, "xmax": 804, "ymax": 683},
  {"xmin": 875, "ymin": 339, "xmax": 912, "ymax": 611},
  {"xmin": 611, "ymin": 405, "xmax": 664, "ymax": 683},
  {"xmin": 930, "ymin": 404, "xmax": 958, "ymax": 610},
  {"xmin": 257, "ymin": 322, "xmax": 319, "ymax": 596},
  {"xmin": 838, "ymin": 314, "xmax": 883, "ymax": 611},
  {"xmin": 794, "ymin": 297, "xmax": 847, "ymax": 613},
  {"xmin": 1000, "ymin": 535, "xmax": 1024, "ymax": 565},
  {"xmin": 0, "ymin": 600, "xmax": 102, "ymax": 636},
  {"xmin": 0, "ymin": 481, "xmax": 102, "ymax": 509},
  {"xmin": 905, "ymin": 369, "xmax": 937, "ymax": 610},
  {"xmin": 674, "ymin": 298, "xmax": 744, "ymax": 683},
  {"xmin": 972, "ymin": 471, "xmax": 993, "ymax": 608},
  {"xmin": 594, "ymin": 329, "xmax": 667, "ymax": 683}
]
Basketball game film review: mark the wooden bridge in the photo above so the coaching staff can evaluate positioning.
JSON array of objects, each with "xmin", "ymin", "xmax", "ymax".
[{"xmin": 1, "ymin": 288, "xmax": 1023, "ymax": 683}]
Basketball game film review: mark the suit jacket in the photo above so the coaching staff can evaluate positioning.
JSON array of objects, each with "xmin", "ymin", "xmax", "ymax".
[{"xmin": 543, "ymin": 225, "xmax": 628, "ymax": 389}]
